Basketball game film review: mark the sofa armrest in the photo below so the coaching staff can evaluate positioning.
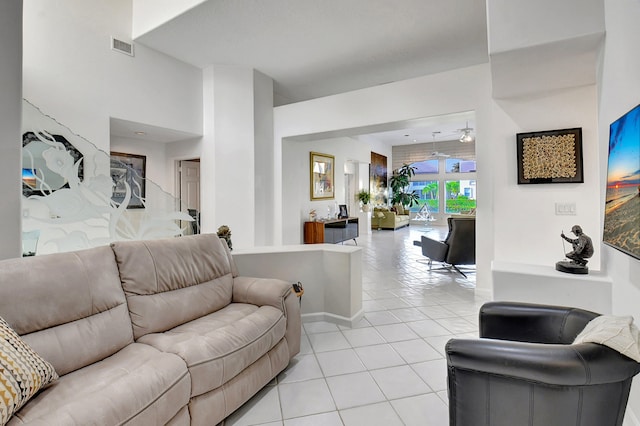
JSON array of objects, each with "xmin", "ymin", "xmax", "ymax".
[
  {"xmin": 232, "ymin": 276, "xmax": 301, "ymax": 359},
  {"xmin": 232, "ymin": 276, "xmax": 292, "ymax": 311},
  {"xmin": 479, "ymin": 301, "xmax": 600, "ymax": 344},
  {"xmin": 446, "ymin": 338, "xmax": 640, "ymax": 386}
]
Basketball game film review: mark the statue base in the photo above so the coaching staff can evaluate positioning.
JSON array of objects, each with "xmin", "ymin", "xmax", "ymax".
[{"xmin": 555, "ymin": 260, "xmax": 589, "ymax": 274}]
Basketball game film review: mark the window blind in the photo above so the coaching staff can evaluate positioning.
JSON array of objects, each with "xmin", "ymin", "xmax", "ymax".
[{"xmin": 391, "ymin": 140, "xmax": 476, "ymax": 171}]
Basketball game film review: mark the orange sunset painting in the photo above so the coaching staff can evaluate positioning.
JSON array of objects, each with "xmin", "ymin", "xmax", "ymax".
[{"xmin": 603, "ymin": 104, "xmax": 640, "ymax": 259}]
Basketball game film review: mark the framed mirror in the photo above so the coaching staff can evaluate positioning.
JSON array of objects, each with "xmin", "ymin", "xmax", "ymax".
[{"xmin": 310, "ymin": 152, "xmax": 335, "ymax": 200}]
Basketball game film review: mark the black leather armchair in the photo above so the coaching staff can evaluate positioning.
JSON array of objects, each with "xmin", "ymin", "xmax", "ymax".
[
  {"xmin": 415, "ymin": 216, "xmax": 475, "ymax": 277},
  {"xmin": 446, "ymin": 302, "xmax": 640, "ymax": 426}
]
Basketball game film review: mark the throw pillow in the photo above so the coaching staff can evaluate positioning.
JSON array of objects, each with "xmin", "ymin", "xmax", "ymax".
[
  {"xmin": 1, "ymin": 316, "xmax": 58, "ymax": 425},
  {"xmin": 573, "ymin": 315, "xmax": 640, "ymax": 362}
]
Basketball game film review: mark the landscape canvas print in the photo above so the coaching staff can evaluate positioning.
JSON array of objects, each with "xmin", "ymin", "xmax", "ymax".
[{"xmin": 603, "ymin": 104, "xmax": 640, "ymax": 260}]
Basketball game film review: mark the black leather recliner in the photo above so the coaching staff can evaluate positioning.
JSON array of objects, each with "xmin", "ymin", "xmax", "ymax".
[
  {"xmin": 446, "ymin": 301, "xmax": 640, "ymax": 426},
  {"xmin": 416, "ymin": 216, "xmax": 475, "ymax": 277}
]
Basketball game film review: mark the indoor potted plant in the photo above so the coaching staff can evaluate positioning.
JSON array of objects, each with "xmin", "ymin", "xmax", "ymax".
[
  {"xmin": 390, "ymin": 164, "xmax": 420, "ymax": 210},
  {"xmin": 357, "ymin": 189, "xmax": 371, "ymax": 212}
]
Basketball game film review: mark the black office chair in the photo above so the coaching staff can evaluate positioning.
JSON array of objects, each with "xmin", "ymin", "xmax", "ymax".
[
  {"xmin": 446, "ymin": 301, "xmax": 640, "ymax": 426},
  {"xmin": 414, "ymin": 216, "xmax": 475, "ymax": 277}
]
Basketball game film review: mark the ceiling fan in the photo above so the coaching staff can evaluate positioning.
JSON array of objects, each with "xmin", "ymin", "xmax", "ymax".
[
  {"xmin": 430, "ymin": 131, "xmax": 450, "ymax": 158},
  {"xmin": 457, "ymin": 121, "xmax": 475, "ymax": 143}
]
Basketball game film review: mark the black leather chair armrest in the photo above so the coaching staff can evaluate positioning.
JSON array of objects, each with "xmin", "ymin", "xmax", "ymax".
[
  {"xmin": 480, "ymin": 301, "xmax": 599, "ymax": 344},
  {"xmin": 446, "ymin": 338, "xmax": 640, "ymax": 386},
  {"xmin": 420, "ymin": 235, "xmax": 448, "ymax": 262}
]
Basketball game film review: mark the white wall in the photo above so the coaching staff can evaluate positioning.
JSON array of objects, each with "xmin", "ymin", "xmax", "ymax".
[
  {"xmin": 274, "ymin": 63, "xmax": 603, "ymax": 296},
  {"xmin": 253, "ymin": 70, "xmax": 275, "ymax": 246},
  {"xmin": 0, "ymin": 1, "xmax": 23, "ymax": 259},
  {"xmin": 23, "ymin": 0, "xmax": 202, "ymax": 151},
  {"xmin": 599, "ymin": 0, "xmax": 640, "ymax": 420},
  {"xmin": 282, "ymin": 136, "xmax": 371, "ymax": 244},
  {"xmin": 492, "ymin": 85, "xmax": 601, "ymax": 269}
]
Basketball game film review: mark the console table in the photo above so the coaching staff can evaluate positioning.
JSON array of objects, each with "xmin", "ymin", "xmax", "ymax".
[{"xmin": 304, "ymin": 218, "xmax": 359, "ymax": 244}]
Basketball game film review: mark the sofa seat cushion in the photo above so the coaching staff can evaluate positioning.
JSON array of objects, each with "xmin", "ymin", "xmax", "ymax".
[
  {"xmin": 7, "ymin": 343, "xmax": 190, "ymax": 426},
  {"xmin": 138, "ymin": 303, "xmax": 287, "ymax": 397}
]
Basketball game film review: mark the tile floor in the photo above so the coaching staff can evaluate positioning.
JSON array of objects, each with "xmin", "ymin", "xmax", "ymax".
[{"xmin": 224, "ymin": 225, "xmax": 488, "ymax": 426}]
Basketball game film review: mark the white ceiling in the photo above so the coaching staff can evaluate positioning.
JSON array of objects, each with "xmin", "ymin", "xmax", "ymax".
[
  {"xmin": 136, "ymin": 0, "xmax": 489, "ymax": 107},
  {"xmin": 110, "ymin": 117, "xmax": 200, "ymax": 143},
  {"xmin": 125, "ymin": 0, "xmax": 488, "ymax": 145}
]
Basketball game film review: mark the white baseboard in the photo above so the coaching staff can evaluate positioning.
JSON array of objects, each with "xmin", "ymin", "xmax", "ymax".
[{"xmin": 302, "ymin": 309, "xmax": 365, "ymax": 328}]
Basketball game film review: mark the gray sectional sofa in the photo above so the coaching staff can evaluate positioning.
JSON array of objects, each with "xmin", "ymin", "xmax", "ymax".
[{"xmin": 0, "ymin": 234, "xmax": 301, "ymax": 425}]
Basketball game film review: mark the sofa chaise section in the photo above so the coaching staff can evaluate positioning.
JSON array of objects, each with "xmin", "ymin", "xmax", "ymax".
[
  {"xmin": 0, "ymin": 246, "xmax": 191, "ymax": 425},
  {"xmin": 111, "ymin": 234, "xmax": 301, "ymax": 426}
]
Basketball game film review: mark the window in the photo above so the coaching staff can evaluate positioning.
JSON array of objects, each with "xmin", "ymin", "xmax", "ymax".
[
  {"xmin": 408, "ymin": 180, "xmax": 439, "ymax": 213},
  {"xmin": 445, "ymin": 180, "xmax": 476, "ymax": 214},
  {"xmin": 446, "ymin": 158, "xmax": 476, "ymax": 173},
  {"xmin": 411, "ymin": 159, "xmax": 438, "ymax": 174}
]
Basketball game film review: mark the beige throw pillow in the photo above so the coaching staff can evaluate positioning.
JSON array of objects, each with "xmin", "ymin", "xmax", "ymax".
[
  {"xmin": 573, "ymin": 315, "xmax": 640, "ymax": 362},
  {"xmin": 1, "ymin": 316, "xmax": 58, "ymax": 425}
]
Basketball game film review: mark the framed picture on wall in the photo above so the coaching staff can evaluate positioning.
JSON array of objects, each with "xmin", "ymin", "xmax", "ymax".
[
  {"xmin": 370, "ymin": 151, "xmax": 388, "ymax": 204},
  {"xmin": 310, "ymin": 152, "xmax": 335, "ymax": 200},
  {"xmin": 110, "ymin": 152, "xmax": 146, "ymax": 208},
  {"xmin": 516, "ymin": 128, "xmax": 584, "ymax": 184}
]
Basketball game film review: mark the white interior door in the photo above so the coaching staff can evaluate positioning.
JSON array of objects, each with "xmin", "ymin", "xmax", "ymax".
[{"xmin": 180, "ymin": 160, "xmax": 200, "ymax": 234}]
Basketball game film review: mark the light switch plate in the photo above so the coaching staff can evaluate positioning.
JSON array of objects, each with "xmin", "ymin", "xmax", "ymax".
[{"xmin": 555, "ymin": 202, "xmax": 576, "ymax": 215}]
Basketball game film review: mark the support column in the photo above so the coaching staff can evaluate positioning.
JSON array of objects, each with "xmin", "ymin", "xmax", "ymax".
[
  {"xmin": 200, "ymin": 65, "xmax": 274, "ymax": 249},
  {"xmin": 0, "ymin": 1, "xmax": 23, "ymax": 259}
]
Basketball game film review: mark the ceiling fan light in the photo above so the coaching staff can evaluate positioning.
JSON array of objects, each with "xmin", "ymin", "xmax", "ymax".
[{"xmin": 459, "ymin": 130, "xmax": 474, "ymax": 143}]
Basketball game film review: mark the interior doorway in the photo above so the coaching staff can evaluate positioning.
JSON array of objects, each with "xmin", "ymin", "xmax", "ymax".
[{"xmin": 178, "ymin": 159, "xmax": 200, "ymax": 235}]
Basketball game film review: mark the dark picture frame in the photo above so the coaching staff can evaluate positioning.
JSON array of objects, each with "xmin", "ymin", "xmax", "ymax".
[
  {"xmin": 516, "ymin": 128, "xmax": 584, "ymax": 184},
  {"xmin": 310, "ymin": 152, "xmax": 335, "ymax": 200},
  {"xmin": 338, "ymin": 204, "xmax": 348, "ymax": 218},
  {"xmin": 110, "ymin": 152, "xmax": 146, "ymax": 208}
]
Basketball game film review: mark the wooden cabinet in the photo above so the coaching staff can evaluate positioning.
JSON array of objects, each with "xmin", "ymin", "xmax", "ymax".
[{"xmin": 304, "ymin": 218, "xmax": 359, "ymax": 244}]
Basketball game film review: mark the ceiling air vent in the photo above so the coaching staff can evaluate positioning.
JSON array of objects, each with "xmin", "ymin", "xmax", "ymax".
[{"xmin": 111, "ymin": 37, "xmax": 134, "ymax": 57}]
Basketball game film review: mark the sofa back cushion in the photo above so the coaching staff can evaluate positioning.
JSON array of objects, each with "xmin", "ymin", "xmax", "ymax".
[
  {"xmin": 0, "ymin": 246, "xmax": 133, "ymax": 376},
  {"xmin": 111, "ymin": 234, "xmax": 235, "ymax": 340}
]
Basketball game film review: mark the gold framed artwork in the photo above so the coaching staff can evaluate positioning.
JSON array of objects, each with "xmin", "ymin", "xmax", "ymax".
[
  {"xmin": 370, "ymin": 151, "xmax": 388, "ymax": 205},
  {"xmin": 516, "ymin": 128, "xmax": 584, "ymax": 184},
  {"xmin": 310, "ymin": 152, "xmax": 335, "ymax": 200}
]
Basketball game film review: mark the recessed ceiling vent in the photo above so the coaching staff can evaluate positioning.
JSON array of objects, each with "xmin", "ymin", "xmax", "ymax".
[{"xmin": 111, "ymin": 37, "xmax": 134, "ymax": 57}]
